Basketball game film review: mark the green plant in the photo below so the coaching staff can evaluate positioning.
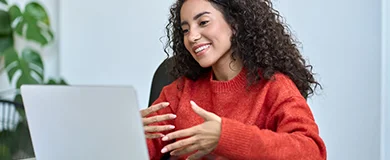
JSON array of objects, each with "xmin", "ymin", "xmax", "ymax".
[
  {"xmin": 0, "ymin": 0, "xmax": 66, "ymax": 159},
  {"xmin": 1, "ymin": 0, "xmax": 66, "ymax": 90}
]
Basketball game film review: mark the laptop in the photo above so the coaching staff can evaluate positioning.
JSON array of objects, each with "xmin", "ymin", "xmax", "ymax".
[{"xmin": 20, "ymin": 85, "xmax": 149, "ymax": 160}]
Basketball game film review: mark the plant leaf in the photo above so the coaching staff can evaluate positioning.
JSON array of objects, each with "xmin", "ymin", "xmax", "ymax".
[
  {"xmin": 8, "ymin": 5, "xmax": 23, "ymax": 35},
  {"xmin": 59, "ymin": 78, "xmax": 68, "ymax": 85},
  {"xmin": 0, "ymin": 0, "xmax": 7, "ymax": 5},
  {"xmin": 25, "ymin": 18, "xmax": 49, "ymax": 45},
  {"xmin": 22, "ymin": 48, "xmax": 44, "ymax": 80},
  {"xmin": 25, "ymin": 2, "xmax": 50, "ymax": 25},
  {"xmin": 13, "ymin": 94, "xmax": 23, "ymax": 105},
  {"xmin": 0, "ymin": 10, "xmax": 13, "ymax": 54},
  {"xmin": 0, "ymin": 142, "xmax": 12, "ymax": 160},
  {"xmin": 0, "ymin": 10, "xmax": 12, "ymax": 35},
  {"xmin": 9, "ymin": 3, "xmax": 54, "ymax": 46},
  {"xmin": 46, "ymin": 78, "xmax": 56, "ymax": 84},
  {"xmin": 3, "ymin": 47, "xmax": 19, "ymax": 81},
  {"xmin": 12, "ymin": 118, "xmax": 34, "ymax": 156},
  {"xmin": 4, "ymin": 47, "xmax": 44, "ymax": 88},
  {"xmin": 16, "ymin": 59, "xmax": 40, "ymax": 88},
  {"xmin": 23, "ymin": 2, "xmax": 53, "ymax": 45},
  {"xmin": 8, "ymin": 5, "xmax": 22, "ymax": 23},
  {"xmin": 46, "ymin": 78, "xmax": 68, "ymax": 85},
  {"xmin": 0, "ymin": 34, "xmax": 13, "ymax": 55}
]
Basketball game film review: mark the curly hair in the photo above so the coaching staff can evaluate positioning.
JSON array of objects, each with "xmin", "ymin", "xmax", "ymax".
[{"xmin": 164, "ymin": 0, "xmax": 321, "ymax": 99}]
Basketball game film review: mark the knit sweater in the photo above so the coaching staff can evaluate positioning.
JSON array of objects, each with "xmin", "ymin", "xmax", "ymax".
[{"xmin": 147, "ymin": 69, "xmax": 327, "ymax": 160}]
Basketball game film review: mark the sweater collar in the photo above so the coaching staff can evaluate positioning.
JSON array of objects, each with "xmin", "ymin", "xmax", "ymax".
[{"xmin": 209, "ymin": 68, "xmax": 247, "ymax": 93}]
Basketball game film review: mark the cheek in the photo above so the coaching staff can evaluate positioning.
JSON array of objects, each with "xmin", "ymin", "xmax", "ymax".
[
  {"xmin": 221, "ymin": 30, "xmax": 233, "ymax": 48},
  {"xmin": 183, "ymin": 37, "xmax": 191, "ymax": 53}
]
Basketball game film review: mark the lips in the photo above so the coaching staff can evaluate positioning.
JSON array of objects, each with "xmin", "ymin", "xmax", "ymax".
[{"xmin": 192, "ymin": 43, "xmax": 211, "ymax": 54}]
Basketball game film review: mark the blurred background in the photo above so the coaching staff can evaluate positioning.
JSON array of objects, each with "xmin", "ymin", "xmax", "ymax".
[{"xmin": 0, "ymin": 0, "xmax": 389, "ymax": 159}]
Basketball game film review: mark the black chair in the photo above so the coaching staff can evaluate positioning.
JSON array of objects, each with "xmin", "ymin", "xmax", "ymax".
[
  {"xmin": 149, "ymin": 57, "xmax": 176, "ymax": 106},
  {"xmin": 0, "ymin": 99, "xmax": 34, "ymax": 160},
  {"xmin": 149, "ymin": 57, "xmax": 176, "ymax": 160}
]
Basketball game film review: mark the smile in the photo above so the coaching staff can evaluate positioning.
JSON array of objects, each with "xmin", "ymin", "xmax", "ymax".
[{"xmin": 194, "ymin": 44, "xmax": 211, "ymax": 53}]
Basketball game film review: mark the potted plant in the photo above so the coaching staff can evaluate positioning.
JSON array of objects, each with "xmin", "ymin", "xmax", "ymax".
[{"xmin": 0, "ymin": 0, "xmax": 66, "ymax": 159}]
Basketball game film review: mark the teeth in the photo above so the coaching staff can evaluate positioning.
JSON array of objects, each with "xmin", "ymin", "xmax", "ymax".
[{"xmin": 195, "ymin": 45, "xmax": 210, "ymax": 53}]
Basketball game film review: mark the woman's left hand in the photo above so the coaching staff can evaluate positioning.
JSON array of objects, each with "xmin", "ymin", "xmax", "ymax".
[{"xmin": 160, "ymin": 101, "xmax": 222, "ymax": 160}]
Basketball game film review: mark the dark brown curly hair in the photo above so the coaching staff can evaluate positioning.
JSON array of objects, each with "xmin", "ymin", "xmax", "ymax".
[{"xmin": 164, "ymin": 0, "xmax": 321, "ymax": 99}]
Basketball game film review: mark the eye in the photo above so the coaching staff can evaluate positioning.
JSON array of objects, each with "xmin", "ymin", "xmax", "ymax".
[
  {"xmin": 199, "ymin": 21, "xmax": 209, "ymax": 26},
  {"xmin": 182, "ymin": 29, "xmax": 189, "ymax": 34}
]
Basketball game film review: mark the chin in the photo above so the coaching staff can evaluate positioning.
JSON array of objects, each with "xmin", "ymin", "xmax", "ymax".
[{"xmin": 197, "ymin": 60, "xmax": 214, "ymax": 68}]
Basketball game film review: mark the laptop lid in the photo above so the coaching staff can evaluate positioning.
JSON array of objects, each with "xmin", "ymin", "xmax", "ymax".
[{"xmin": 20, "ymin": 85, "xmax": 149, "ymax": 160}]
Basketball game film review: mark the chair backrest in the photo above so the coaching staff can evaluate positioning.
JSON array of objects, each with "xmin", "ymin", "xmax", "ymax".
[
  {"xmin": 148, "ymin": 57, "xmax": 176, "ymax": 106},
  {"xmin": 148, "ymin": 58, "xmax": 176, "ymax": 160}
]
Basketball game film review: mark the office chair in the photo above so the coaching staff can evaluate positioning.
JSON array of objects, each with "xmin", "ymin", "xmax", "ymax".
[
  {"xmin": 148, "ymin": 57, "xmax": 176, "ymax": 160},
  {"xmin": 0, "ymin": 99, "xmax": 35, "ymax": 160},
  {"xmin": 148, "ymin": 57, "xmax": 176, "ymax": 106}
]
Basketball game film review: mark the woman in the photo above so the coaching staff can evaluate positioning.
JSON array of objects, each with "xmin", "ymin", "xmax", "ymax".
[{"xmin": 141, "ymin": 0, "xmax": 327, "ymax": 159}]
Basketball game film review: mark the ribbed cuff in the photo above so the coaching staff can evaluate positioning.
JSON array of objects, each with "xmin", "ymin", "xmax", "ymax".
[{"xmin": 213, "ymin": 118, "xmax": 254, "ymax": 159}]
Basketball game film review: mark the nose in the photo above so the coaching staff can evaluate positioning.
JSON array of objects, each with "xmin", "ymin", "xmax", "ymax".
[{"xmin": 188, "ymin": 30, "xmax": 201, "ymax": 42}]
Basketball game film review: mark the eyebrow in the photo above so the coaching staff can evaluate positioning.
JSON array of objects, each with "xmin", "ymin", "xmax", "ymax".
[{"xmin": 181, "ymin": 11, "xmax": 211, "ymax": 26}]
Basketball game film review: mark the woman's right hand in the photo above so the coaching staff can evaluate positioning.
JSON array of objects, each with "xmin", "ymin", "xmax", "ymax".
[{"xmin": 140, "ymin": 102, "xmax": 177, "ymax": 139}]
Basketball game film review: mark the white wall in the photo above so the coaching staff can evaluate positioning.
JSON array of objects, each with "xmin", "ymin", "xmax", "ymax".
[
  {"xmin": 59, "ymin": 0, "xmax": 174, "ymax": 109},
  {"xmin": 273, "ymin": 1, "xmax": 382, "ymax": 160},
  {"xmin": 60, "ymin": 0, "xmax": 384, "ymax": 160},
  {"xmin": 381, "ymin": 0, "xmax": 390, "ymax": 159}
]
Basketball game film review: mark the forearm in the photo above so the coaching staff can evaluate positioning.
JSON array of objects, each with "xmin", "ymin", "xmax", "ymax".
[{"xmin": 213, "ymin": 118, "xmax": 326, "ymax": 160}]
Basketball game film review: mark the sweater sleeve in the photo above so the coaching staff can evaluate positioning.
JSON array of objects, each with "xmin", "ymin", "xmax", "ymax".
[
  {"xmin": 212, "ymin": 75, "xmax": 326, "ymax": 160},
  {"xmin": 146, "ymin": 80, "xmax": 182, "ymax": 160}
]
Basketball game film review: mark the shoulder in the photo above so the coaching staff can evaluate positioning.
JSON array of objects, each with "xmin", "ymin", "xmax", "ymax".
[
  {"xmin": 261, "ymin": 72, "xmax": 303, "ymax": 101},
  {"xmin": 269, "ymin": 73, "xmax": 298, "ymax": 91}
]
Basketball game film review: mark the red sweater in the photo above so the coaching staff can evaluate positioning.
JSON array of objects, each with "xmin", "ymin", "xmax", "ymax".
[{"xmin": 147, "ymin": 69, "xmax": 327, "ymax": 160}]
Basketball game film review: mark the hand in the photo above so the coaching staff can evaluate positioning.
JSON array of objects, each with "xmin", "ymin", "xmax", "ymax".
[
  {"xmin": 140, "ymin": 102, "xmax": 177, "ymax": 139},
  {"xmin": 160, "ymin": 101, "xmax": 222, "ymax": 160}
]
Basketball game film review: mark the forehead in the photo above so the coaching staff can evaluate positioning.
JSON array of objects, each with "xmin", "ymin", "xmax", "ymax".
[{"xmin": 180, "ymin": 0, "xmax": 217, "ymax": 20}]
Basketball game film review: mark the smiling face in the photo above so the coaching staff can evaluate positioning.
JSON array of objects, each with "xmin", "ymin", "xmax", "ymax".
[{"xmin": 180, "ymin": 0, "xmax": 233, "ymax": 68}]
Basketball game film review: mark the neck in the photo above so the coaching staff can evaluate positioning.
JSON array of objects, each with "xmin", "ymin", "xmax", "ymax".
[{"xmin": 212, "ymin": 54, "xmax": 243, "ymax": 81}]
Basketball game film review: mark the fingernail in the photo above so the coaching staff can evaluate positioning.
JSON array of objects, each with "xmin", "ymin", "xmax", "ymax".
[
  {"xmin": 163, "ymin": 102, "xmax": 170, "ymax": 107},
  {"xmin": 169, "ymin": 125, "xmax": 175, "ymax": 129},
  {"xmin": 190, "ymin": 100, "xmax": 195, "ymax": 105},
  {"xmin": 162, "ymin": 136, "xmax": 168, "ymax": 141},
  {"xmin": 161, "ymin": 147, "xmax": 167, "ymax": 153},
  {"xmin": 170, "ymin": 114, "xmax": 177, "ymax": 119}
]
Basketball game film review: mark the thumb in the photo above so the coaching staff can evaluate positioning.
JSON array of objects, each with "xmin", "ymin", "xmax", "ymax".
[{"xmin": 190, "ymin": 100, "xmax": 220, "ymax": 121}]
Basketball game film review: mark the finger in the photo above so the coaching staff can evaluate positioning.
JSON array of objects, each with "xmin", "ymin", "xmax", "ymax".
[
  {"xmin": 141, "ymin": 102, "xmax": 170, "ymax": 117},
  {"xmin": 143, "ymin": 114, "xmax": 177, "ymax": 125},
  {"xmin": 187, "ymin": 150, "xmax": 209, "ymax": 160},
  {"xmin": 190, "ymin": 101, "xmax": 216, "ymax": 121},
  {"xmin": 145, "ymin": 133, "xmax": 164, "ymax": 139},
  {"xmin": 162, "ymin": 127, "xmax": 197, "ymax": 142},
  {"xmin": 144, "ymin": 125, "xmax": 175, "ymax": 133},
  {"xmin": 161, "ymin": 136, "xmax": 198, "ymax": 153},
  {"xmin": 170, "ymin": 143, "xmax": 199, "ymax": 156}
]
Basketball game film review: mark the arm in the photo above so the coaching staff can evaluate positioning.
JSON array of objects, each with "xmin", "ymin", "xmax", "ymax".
[
  {"xmin": 213, "ymin": 96, "xmax": 326, "ymax": 160},
  {"xmin": 146, "ymin": 80, "xmax": 182, "ymax": 160}
]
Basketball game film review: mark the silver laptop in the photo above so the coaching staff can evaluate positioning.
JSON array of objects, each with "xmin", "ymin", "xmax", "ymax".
[{"xmin": 20, "ymin": 85, "xmax": 149, "ymax": 160}]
